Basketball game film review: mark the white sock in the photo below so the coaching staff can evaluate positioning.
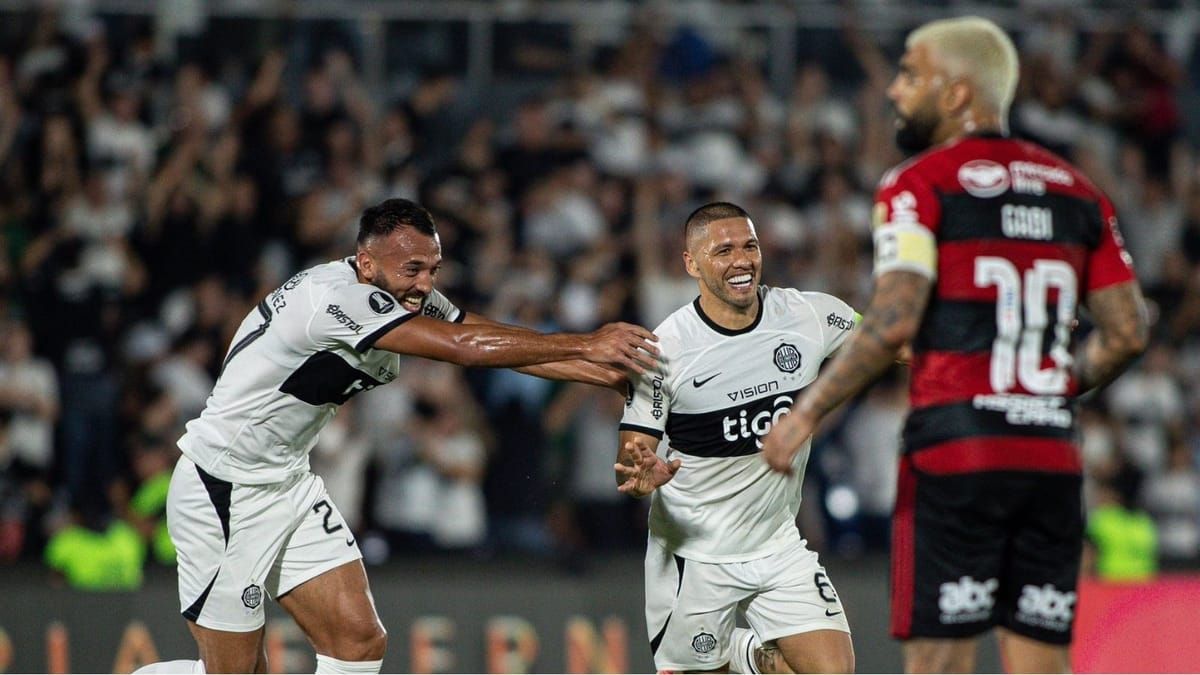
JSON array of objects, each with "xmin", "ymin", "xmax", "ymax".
[
  {"xmin": 314, "ymin": 654, "xmax": 383, "ymax": 674},
  {"xmin": 729, "ymin": 627, "xmax": 762, "ymax": 674},
  {"xmin": 132, "ymin": 659, "xmax": 205, "ymax": 674}
]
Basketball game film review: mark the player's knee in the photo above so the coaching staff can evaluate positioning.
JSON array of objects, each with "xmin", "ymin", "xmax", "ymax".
[{"xmin": 342, "ymin": 623, "xmax": 387, "ymax": 661}]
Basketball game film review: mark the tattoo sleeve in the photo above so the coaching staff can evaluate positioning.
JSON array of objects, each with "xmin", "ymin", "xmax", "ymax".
[
  {"xmin": 795, "ymin": 271, "xmax": 932, "ymax": 419},
  {"xmin": 1074, "ymin": 280, "xmax": 1150, "ymax": 395}
]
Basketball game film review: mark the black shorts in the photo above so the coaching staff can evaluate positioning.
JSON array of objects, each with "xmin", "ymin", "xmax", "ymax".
[{"xmin": 890, "ymin": 455, "xmax": 1083, "ymax": 645}]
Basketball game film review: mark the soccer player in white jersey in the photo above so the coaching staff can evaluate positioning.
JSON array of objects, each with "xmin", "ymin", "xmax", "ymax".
[
  {"xmin": 616, "ymin": 202, "xmax": 857, "ymax": 674},
  {"xmin": 143, "ymin": 198, "xmax": 659, "ymax": 675}
]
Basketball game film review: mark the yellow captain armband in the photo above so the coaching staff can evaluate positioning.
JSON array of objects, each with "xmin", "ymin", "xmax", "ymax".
[{"xmin": 872, "ymin": 222, "xmax": 937, "ymax": 279}]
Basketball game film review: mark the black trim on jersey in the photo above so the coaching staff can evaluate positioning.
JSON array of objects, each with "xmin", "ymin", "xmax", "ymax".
[
  {"xmin": 692, "ymin": 289, "xmax": 764, "ymax": 336},
  {"xmin": 354, "ymin": 313, "xmax": 417, "ymax": 352},
  {"xmin": 665, "ymin": 390, "xmax": 799, "ymax": 458},
  {"xmin": 903, "ymin": 400, "xmax": 1076, "ymax": 453},
  {"xmin": 221, "ymin": 300, "xmax": 273, "ymax": 373},
  {"xmin": 279, "ymin": 351, "xmax": 387, "ymax": 406},
  {"xmin": 182, "ymin": 574, "xmax": 218, "ymax": 622},
  {"xmin": 619, "ymin": 423, "xmax": 665, "ymax": 439},
  {"xmin": 649, "ymin": 555, "xmax": 687, "ymax": 656},
  {"xmin": 914, "ymin": 300, "xmax": 1061, "ymax": 353},
  {"xmin": 452, "ymin": 309, "xmax": 466, "ymax": 323},
  {"xmin": 196, "ymin": 464, "xmax": 232, "ymax": 544},
  {"xmin": 937, "ymin": 193, "xmax": 1102, "ymax": 247}
]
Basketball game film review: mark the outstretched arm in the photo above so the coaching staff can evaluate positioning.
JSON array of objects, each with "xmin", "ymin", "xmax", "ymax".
[
  {"xmin": 1074, "ymin": 280, "xmax": 1149, "ymax": 395},
  {"xmin": 373, "ymin": 314, "xmax": 659, "ymax": 373},
  {"xmin": 461, "ymin": 312, "xmax": 629, "ymax": 391},
  {"xmin": 615, "ymin": 430, "xmax": 680, "ymax": 498},
  {"xmin": 762, "ymin": 270, "xmax": 931, "ymax": 473}
]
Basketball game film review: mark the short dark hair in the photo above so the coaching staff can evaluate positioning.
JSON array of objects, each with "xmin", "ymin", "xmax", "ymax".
[
  {"xmin": 684, "ymin": 201, "xmax": 751, "ymax": 240},
  {"xmin": 357, "ymin": 198, "xmax": 438, "ymax": 247}
]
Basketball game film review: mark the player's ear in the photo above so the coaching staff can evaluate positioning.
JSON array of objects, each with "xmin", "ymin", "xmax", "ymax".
[
  {"xmin": 682, "ymin": 250, "xmax": 701, "ymax": 279},
  {"xmin": 356, "ymin": 248, "xmax": 375, "ymax": 282},
  {"xmin": 943, "ymin": 78, "xmax": 973, "ymax": 117}
]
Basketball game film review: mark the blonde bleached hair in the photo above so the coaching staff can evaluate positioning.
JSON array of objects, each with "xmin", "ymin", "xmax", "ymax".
[{"xmin": 907, "ymin": 16, "xmax": 1019, "ymax": 117}]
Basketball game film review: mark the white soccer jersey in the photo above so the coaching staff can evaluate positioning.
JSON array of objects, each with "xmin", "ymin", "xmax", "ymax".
[
  {"xmin": 620, "ymin": 286, "xmax": 856, "ymax": 562},
  {"xmin": 178, "ymin": 257, "xmax": 462, "ymax": 484}
]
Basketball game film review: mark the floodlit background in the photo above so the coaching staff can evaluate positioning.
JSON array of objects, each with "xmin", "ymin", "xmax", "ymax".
[{"xmin": 0, "ymin": 0, "xmax": 1199, "ymax": 672}]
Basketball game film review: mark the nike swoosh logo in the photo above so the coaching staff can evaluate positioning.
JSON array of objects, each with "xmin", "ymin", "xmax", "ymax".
[
  {"xmin": 345, "ymin": 537, "xmax": 356, "ymax": 547},
  {"xmin": 825, "ymin": 609, "xmax": 843, "ymax": 617},
  {"xmin": 692, "ymin": 373, "xmax": 721, "ymax": 388}
]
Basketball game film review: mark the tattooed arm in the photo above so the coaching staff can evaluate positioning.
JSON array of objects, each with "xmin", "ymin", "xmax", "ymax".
[
  {"xmin": 1074, "ymin": 280, "xmax": 1149, "ymax": 395},
  {"xmin": 762, "ymin": 271, "xmax": 931, "ymax": 473}
]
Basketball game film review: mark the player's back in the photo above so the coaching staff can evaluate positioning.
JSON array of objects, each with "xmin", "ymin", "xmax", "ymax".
[{"xmin": 873, "ymin": 134, "xmax": 1135, "ymax": 474}]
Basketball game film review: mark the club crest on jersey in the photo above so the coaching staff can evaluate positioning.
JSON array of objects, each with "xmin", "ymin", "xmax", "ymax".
[
  {"xmin": 368, "ymin": 291, "xmax": 396, "ymax": 314},
  {"xmin": 692, "ymin": 631, "xmax": 717, "ymax": 654},
  {"xmin": 773, "ymin": 343, "xmax": 801, "ymax": 373},
  {"xmin": 958, "ymin": 160, "xmax": 1010, "ymax": 198},
  {"xmin": 242, "ymin": 584, "xmax": 262, "ymax": 609}
]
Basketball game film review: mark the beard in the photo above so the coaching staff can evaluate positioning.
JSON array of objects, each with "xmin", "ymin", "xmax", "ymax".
[
  {"xmin": 894, "ymin": 104, "xmax": 940, "ymax": 155},
  {"xmin": 703, "ymin": 273, "xmax": 758, "ymax": 310}
]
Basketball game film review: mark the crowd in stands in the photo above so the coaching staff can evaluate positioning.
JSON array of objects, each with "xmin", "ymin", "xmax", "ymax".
[{"xmin": 1, "ymin": 1, "xmax": 1199, "ymax": 587}]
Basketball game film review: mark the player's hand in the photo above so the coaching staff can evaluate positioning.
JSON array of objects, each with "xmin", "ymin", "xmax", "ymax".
[
  {"xmin": 583, "ymin": 322, "xmax": 660, "ymax": 374},
  {"xmin": 615, "ymin": 438, "xmax": 680, "ymax": 498},
  {"xmin": 761, "ymin": 408, "xmax": 817, "ymax": 475}
]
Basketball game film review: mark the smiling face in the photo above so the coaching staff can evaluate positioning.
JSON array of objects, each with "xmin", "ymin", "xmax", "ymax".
[
  {"xmin": 684, "ymin": 216, "xmax": 762, "ymax": 311},
  {"xmin": 355, "ymin": 225, "xmax": 443, "ymax": 313}
]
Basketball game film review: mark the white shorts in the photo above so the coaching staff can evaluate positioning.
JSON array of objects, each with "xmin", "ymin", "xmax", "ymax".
[
  {"xmin": 644, "ymin": 537, "xmax": 850, "ymax": 672},
  {"xmin": 167, "ymin": 456, "xmax": 362, "ymax": 631}
]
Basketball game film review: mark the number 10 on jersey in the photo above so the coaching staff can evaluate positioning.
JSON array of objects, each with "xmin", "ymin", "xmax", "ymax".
[{"xmin": 974, "ymin": 257, "xmax": 1077, "ymax": 395}]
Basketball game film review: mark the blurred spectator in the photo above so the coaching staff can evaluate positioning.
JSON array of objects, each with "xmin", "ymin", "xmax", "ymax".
[
  {"xmin": 0, "ymin": 411, "xmax": 24, "ymax": 561},
  {"xmin": 411, "ymin": 392, "xmax": 489, "ymax": 551},
  {"xmin": 1142, "ymin": 441, "xmax": 1200, "ymax": 564},
  {"xmin": 125, "ymin": 430, "xmax": 179, "ymax": 566},
  {"xmin": 836, "ymin": 370, "xmax": 906, "ymax": 551},
  {"xmin": 1106, "ymin": 344, "xmax": 1186, "ymax": 472},
  {"xmin": 0, "ymin": 318, "xmax": 59, "ymax": 485},
  {"xmin": 544, "ymin": 384, "xmax": 641, "ymax": 553},
  {"xmin": 45, "ymin": 498, "xmax": 146, "ymax": 591},
  {"xmin": 309, "ymin": 400, "xmax": 371, "ymax": 534},
  {"xmin": 1084, "ymin": 461, "xmax": 1158, "ymax": 582}
]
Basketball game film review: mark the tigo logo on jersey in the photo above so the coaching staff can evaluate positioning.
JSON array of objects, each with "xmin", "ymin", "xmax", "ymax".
[
  {"xmin": 723, "ymin": 394, "xmax": 793, "ymax": 449},
  {"xmin": 368, "ymin": 291, "xmax": 396, "ymax": 314},
  {"xmin": 1016, "ymin": 584, "xmax": 1076, "ymax": 631},
  {"xmin": 773, "ymin": 343, "xmax": 801, "ymax": 373},
  {"xmin": 957, "ymin": 160, "xmax": 1010, "ymax": 198},
  {"xmin": 691, "ymin": 631, "xmax": 717, "ymax": 654},
  {"xmin": 938, "ymin": 576, "xmax": 998, "ymax": 624}
]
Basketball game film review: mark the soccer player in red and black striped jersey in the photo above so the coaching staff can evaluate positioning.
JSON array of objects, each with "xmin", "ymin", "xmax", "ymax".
[{"xmin": 763, "ymin": 16, "xmax": 1148, "ymax": 674}]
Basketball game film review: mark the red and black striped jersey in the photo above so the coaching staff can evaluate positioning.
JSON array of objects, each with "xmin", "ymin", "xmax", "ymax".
[{"xmin": 872, "ymin": 134, "xmax": 1136, "ymax": 475}]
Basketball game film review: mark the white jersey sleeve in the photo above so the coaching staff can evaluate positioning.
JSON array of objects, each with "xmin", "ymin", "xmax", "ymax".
[
  {"xmin": 308, "ymin": 284, "xmax": 417, "ymax": 353},
  {"xmin": 418, "ymin": 289, "xmax": 465, "ymax": 323},
  {"xmin": 788, "ymin": 291, "xmax": 857, "ymax": 358},
  {"xmin": 619, "ymin": 355, "xmax": 671, "ymax": 439}
]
